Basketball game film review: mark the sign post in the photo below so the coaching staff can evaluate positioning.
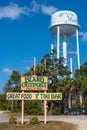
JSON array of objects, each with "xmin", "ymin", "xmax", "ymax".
[
  {"xmin": 44, "ymin": 91, "xmax": 47, "ymax": 124},
  {"xmin": 21, "ymin": 91, "xmax": 24, "ymax": 125}
]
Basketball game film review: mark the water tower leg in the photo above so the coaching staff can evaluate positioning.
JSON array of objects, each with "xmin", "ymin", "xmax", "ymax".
[
  {"xmin": 76, "ymin": 29, "xmax": 82, "ymax": 104},
  {"xmin": 57, "ymin": 26, "xmax": 60, "ymax": 59},
  {"xmin": 70, "ymin": 57, "xmax": 73, "ymax": 78},
  {"xmin": 63, "ymin": 36, "xmax": 67, "ymax": 66},
  {"xmin": 76, "ymin": 29, "xmax": 80, "ymax": 70}
]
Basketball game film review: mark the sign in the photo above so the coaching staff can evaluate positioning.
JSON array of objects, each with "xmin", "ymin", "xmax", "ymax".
[
  {"xmin": 6, "ymin": 92, "xmax": 62, "ymax": 100},
  {"xmin": 21, "ymin": 76, "xmax": 48, "ymax": 91}
]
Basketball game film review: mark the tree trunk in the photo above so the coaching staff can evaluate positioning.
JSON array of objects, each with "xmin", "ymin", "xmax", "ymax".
[
  {"xmin": 11, "ymin": 101, "xmax": 14, "ymax": 111},
  {"xmin": 48, "ymin": 101, "xmax": 54, "ymax": 114},
  {"xmin": 68, "ymin": 92, "xmax": 72, "ymax": 108}
]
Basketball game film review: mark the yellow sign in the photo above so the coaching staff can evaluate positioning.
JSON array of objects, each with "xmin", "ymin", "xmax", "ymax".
[
  {"xmin": 6, "ymin": 92, "xmax": 62, "ymax": 100},
  {"xmin": 21, "ymin": 76, "xmax": 48, "ymax": 91}
]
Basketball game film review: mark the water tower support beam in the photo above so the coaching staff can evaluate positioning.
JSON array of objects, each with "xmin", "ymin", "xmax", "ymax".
[
  {"xmin": 76, "ymin": 29, "xmax": 80, "ymax": 69},
  {"xmin": 70, "ymin": 36, "xmax": 73, "ymax": 78},
  {"xmin": 57, "ymin": 26, "xmax": 60, "ymax": 59},
  {"xmin": 63, "ymin": 36, "xmax": 67, "ymax": 66},
  {"xmin": 70, "ymin": 57, "xmax": 73, "ymax": 78}
]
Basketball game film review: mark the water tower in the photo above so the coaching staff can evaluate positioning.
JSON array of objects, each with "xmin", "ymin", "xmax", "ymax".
[{"xmin": 50, "ymin": 10, "xmax": 80, "ymax": 77}]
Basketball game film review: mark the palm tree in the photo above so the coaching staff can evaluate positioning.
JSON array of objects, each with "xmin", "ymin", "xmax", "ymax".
[
  {"xmin": 75, "ymin": 62, "xmax": 87, "ymax": 107},
  {"xmin": 29, "ymin": 64, "xmax": 47, "ymax": 76}
]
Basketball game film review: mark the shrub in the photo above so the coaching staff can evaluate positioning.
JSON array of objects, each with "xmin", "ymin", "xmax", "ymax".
[
  {"xmin": 29, "ymin": 117, "xmax": 39, "ymax": 124},
  {"xmin": 9, "ymin": 116, "xmax": 17, "ymax": 124},
  {"xmin": 27, "ymin": 108, "xmax": 43, "ymax": 115},
  {"xmin": 25, "ymin": 100, "xmax": 43, "ymax": 115},
  {"xmin": 52, "ymin": 108, "xmax": 61, "ymax": 115}
]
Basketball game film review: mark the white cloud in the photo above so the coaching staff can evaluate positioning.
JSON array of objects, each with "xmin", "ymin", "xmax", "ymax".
[
  {"xmin": 30, "ymin": 0, "xmax": 40, "ymax": 13},
  {"xmin": 29, "ymin": 0, "xmax": 58, "ymax": 15},
  {"xmin": 0, "ymin": 1, "xmax": 58, "ymax": 20},
  {"xmin": 26, "ymin": 66, "xmax": 30, "ymax": 70},
  {"xmin": 23, "ymin": 60, "xmax": 33, "ymax": 63},
  {"xmin": 2, "ymin": 68, "xmax": 12, "ymax": 73},
  {"xmin": 79, "ymin": 32, "xmax": 87, "ymax": 42},
  {"xmin": 41, "ymin": 5, "xmax": 58, "ymax": 15},
  {"xmin": 0, "ymin": 3, "xmax": 29, "ymax": 20}
]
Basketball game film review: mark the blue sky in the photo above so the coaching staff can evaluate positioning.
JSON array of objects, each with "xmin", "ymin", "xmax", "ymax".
[{"xmin": 0, "ymin": 0, "xmax": 87, "ymax": 93}]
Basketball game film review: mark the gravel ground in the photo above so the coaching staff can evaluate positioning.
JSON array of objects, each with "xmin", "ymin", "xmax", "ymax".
[
  {"xmin": 0, "ymin": 112, "xmax": 87, "ymax": 130},
  {"xmin": 46, "ymin": 115, "xmax": 87, "ymax": 130},
  {"xmin": 62, "ymin": 119, "xmax": 87, "ymax": 130}
]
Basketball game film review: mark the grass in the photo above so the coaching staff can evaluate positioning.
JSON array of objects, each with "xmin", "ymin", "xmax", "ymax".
[{"xmin": 0, "ymin": 121, "xmax": 77, "ymax": 130}]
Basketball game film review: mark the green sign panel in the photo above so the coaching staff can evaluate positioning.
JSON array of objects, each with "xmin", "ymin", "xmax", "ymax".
[{"xmin": 21, "ymin": 76, "xmax": 48, "ymax": 91}]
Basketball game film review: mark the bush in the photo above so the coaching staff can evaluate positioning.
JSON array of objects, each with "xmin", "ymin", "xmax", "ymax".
[
  {"xmin": 9, "ymin": 116, "xmax": 17, "ymax": 124},
  {"xmin": 25, "ymin": 100, "xmax": 43, "ymax": 115},
  {"xmin": 27, "ymin": 108, "xmax": 43, "ymax": 115},
  {"xmin": 52, "ymin": 108, "xmax": 61, "ymax": 115},
  {"xmin": 29, "ymin": 117, "xmax": 39, "ymax": 124}
]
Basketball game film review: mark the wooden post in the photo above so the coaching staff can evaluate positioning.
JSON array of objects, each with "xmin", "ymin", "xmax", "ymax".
[
  {"xmin": 44, "ymin": 91, "xmax": 47, "ymax": 124},
  {"xmin": 21, "ymin": 91, "xmax": 24, "ymax": 125}
]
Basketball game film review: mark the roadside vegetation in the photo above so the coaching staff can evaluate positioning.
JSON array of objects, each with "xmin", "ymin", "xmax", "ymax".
[{"xmin": 0, "ymin": 51, "xmax": 87, "ymax": 115}]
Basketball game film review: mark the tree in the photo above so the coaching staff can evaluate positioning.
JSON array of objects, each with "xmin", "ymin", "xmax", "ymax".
[
  {"xmin": 75, "ymin": 62, "xmax": 87, "ymax": 107},
  {"xmin": 3, "ymin": 80, "xmax": 13, "ymax": 93},
  {"xmin": 9, "ymin": 70, "xmax": 21, "ymax": 92},
  {"xmin": 29, "ymin": 64, "xmax": 47, "ymax": 76},
  {"xmin": 0, "ymin": 93, "xmax": 10, "ymax": 110},
  {"xmin": 3, "ymin": 70, "xmax": 21, "ymax": 111},
  {"xmin": 41, "ymin": 53, "xmax": 71, "ymax": 113},
  {"xmin": 3, "ymin": 70, "xmax": 21, "ymax": 93},
  {"xmin": 75, "ymin": 62, "xmax": 87, "ymax": 78},
  {"xmin": 41, "ymin": 53, "xmax": 70, "ymax": 91}
]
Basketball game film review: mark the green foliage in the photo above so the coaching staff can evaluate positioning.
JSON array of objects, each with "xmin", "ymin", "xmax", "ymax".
[
  {"xmin": 0, "ymin": 94, "xmax": 11, "ymax": 110},
  {"xmin": 3, "ymin": 70, "xmax": 21, "ymax": 93},
  {"xmin": 9, "ymin": 70, "xmax": 21, "ymax": 85},
  {"xmin": 29, "ymin": 64, "xmax": 47, "ymax": 76},
  {"xmin": 29, "ymin": 117, "xmax": 39, "ymax": 124},
  {"xmin": 11, "ymin": 101, "xmax": 21, "ymax": 112},
  {"xmin": 2, "ymin": 51, "xmax": 87, "ymax": 114},
  {"xmin": 52, "ymin": 108, "xmax": 61, "ymax": 115},
  {"xmin": 24, "ymin": 100, "xmax": 43, "ymax": 115},
  {"xmin": 27, "ymin": 108, "xmax": 43, "ymax": 115},
  {"xmin": 75, "ymin": 62, "xmax": 87, "ymax": 78},
  {"xmin": 9, "ymin": 116, "xmax": 17, "ymax": 124}
]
